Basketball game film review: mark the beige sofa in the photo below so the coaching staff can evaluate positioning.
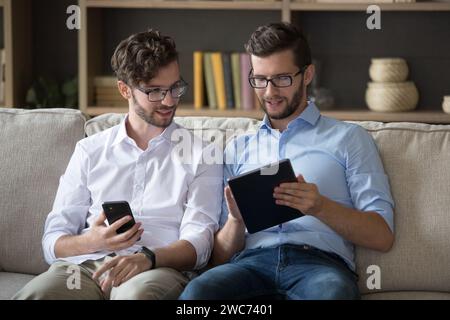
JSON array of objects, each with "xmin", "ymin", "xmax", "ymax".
[{"xmin": 1, "ymin": 107, "xmax": 450, "ymax": 299}]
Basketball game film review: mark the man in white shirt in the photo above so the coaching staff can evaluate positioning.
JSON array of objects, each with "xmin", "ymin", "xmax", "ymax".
[{"xmin": 13, "ymin": 29, "xmax": 223, "ymax": 300}]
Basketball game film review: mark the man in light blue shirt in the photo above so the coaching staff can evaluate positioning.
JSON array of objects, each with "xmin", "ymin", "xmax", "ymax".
[{"xmin": 180, "ymin": 22, "xmax": 394, "ymax": 300}]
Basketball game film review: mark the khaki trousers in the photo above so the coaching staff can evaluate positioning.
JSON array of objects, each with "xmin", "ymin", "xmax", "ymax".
[{"xmin": 12, "ymin": 255, "xmax": 189, "ymax": 300}]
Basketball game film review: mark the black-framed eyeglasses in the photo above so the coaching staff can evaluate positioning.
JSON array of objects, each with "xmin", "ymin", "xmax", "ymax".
[
  {"xmin": 248, "ymin": 65, "xmax": 308, "ymax": 89},
  {"xmin": 135, "ymin": 78, "xmax": 188, "ymax": 102}
]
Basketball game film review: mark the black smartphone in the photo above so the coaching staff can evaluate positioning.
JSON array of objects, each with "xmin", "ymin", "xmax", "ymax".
[{"xmin": 102, "ymin": 201, "xmax": 137, "ymax": 234}]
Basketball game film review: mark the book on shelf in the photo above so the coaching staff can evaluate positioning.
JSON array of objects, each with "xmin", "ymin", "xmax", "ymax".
[
  {"xmin": 93, "ymin": 76, "xmax": 117, "ymax": 87},
  {"xmin": 93, "ymin": 75, "xmax": 126, "ymax": 107},
  {"xmin": 203, "ymin": 52, "xmax": 217, "ymax": 109},
  {"xmin": 231, "ymin": 52, "xmax": 242, "ymax": 110},
  {"xmin": 240, "ymin": 53, "xmax": 254, "ymax": 110},
  {"xmin": 222, "ymin": 53, "xmax": 235, "ymax": 110},
  {"xmin": 193, "ymin": 51, "xmax": 205, "ymax": 110},
  {"xmin": 211, "ymin": 52, "xmax": 227, "ymax": 110}
]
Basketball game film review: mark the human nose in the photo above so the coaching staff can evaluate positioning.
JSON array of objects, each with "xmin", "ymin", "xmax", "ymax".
[{"xmin": 265, "ymin": 80, "xmax": 279, "ymax": 96}]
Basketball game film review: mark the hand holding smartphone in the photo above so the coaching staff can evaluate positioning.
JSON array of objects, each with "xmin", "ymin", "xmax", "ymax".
[{"xmin": 102, "ymin": 201, "xmax": 138, "ymax": 235}]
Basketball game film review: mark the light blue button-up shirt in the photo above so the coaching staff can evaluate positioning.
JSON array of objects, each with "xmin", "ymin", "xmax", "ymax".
[{"xmin": 221, "ymin": 102, "xmax": 394, "ymax": 270}]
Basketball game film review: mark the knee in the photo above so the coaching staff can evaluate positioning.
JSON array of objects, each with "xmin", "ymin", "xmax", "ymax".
[
  {"xmin": 12, "ymin": 278, "xmax": 60, "ymax": 300},
  {"xmin": 305, "ymin": 272, "xmax": 360, "ymax": 300},
  {"xmin": 112, "ymin": 288, "xmax": 159, "ymax": 300},
  {"xmin": 179, "ymin": 277, "xmax": 214, "ymax": 300}
]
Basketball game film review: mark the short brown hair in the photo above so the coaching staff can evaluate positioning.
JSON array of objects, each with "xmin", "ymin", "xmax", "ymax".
[
  {"xmin": 111, "ymin": 29, "xmax": 178, "ymax": 87},
  {"xmin": 245, "ymin": 22, "xmax": 311, "ymax": 69}
]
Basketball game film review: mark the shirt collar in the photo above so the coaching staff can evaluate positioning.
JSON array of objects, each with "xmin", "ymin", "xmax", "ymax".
[
  {"xmin": 259, "ymin": 101, "xmax": 321, "ymax": 131},
  {"xmin": 112, "ymin": 114, "xmax": 178, "ymax": 148},
  {"xmin": 111, "ymin": 114, "xmax": 129, "ymax": 147}
]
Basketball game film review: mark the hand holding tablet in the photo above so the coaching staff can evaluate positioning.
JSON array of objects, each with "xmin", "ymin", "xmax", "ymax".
[{"xmin": 227, "ymin": 159, "xmax": 304, "ymax": 234}]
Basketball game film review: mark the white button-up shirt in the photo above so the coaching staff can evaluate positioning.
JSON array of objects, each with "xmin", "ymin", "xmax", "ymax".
[{"xmin": 42, "ymin": 117, "xmax": 223, "ymax": 269}]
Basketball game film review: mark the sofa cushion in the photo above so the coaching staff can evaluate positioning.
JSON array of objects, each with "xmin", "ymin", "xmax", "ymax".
[
  {"xmin": 85, "ymin": 114, "xmax": 261, "ymax": 148},
  {"xmin": 363, "ymin": 291, "xmax": 450, "ymax": 300},
  {"xmin": 0, "ymin": 108, "xmax": 86, "ymax": 275},
  {"xmin": 86, "ymin": 114, "xmax": 450, "ymax": 296},
  {"xmin": 0, "ymin": 272, "xmax": 35, "ymax": 299},
  {"xmin": 355, "ymin": 121, "xmax": 450, "ymax": 294}
]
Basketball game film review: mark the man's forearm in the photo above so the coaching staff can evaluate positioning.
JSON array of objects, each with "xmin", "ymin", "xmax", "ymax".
[
  {"xmin": 54, "ymin": 233, "xmax": 97, "ymax": 259},
  {"xmin": 210, "ymin": 217, "xmax": 246, "ymax": 266},
  {"xmin": 153, "ymin": 240, "xmax": 197, "ymax": 271},
  {"xmin": 316, "ymin": 197, "xmax": 394, "ymax": 252}
]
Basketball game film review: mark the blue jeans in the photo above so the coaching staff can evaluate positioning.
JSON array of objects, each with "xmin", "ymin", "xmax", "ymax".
[{"xmin": 179, "ymin": 244, "xmax": 360, "ymax": 300}]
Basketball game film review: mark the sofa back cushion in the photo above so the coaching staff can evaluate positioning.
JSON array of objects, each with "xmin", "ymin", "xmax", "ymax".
[
  {"xmin": 85, "ymin": 114, "xmax": 261, "ymax": 147},
  {"xmin": 354, "ymin": 121, "xmax": 450, "ymax": 294},
  {"xmin": 86, "ymin": 115, "xmax": 450, "ymax": 294},
  {"xmin": 0, "ymin": 108, "xmax": 86, "ymax": 275}
]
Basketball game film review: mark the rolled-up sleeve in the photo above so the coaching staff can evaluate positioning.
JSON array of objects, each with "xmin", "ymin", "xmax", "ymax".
[
  {"xmin": 345, "ymin": 125, "xmax": 395, "ymax": 232},
  {"xmin": 42, "ymin": 142, "xmax": 91, "ymax": 264},
  {"xmin": 179, "ymin": 144, "xmax": 223, "ymax": 269}
]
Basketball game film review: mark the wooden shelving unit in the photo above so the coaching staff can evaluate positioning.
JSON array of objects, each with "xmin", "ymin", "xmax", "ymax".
[
  {"xmin": 290, "ymin": 1, "xmax": 450, "ymax": 12},
  {"xmin": 86, "ymin": 105, "xmax": 450, "ymax": 124},
  {"xmin": 0, "ymin": 0, "xmax": 32, "ymax": 108},
  {"xmin": 78, "ymin": 0, "xmax": 450, "ymax": 123},
  {"xmin": 85, "ymin": 0, "xmax": 283, "ymax": 10}
]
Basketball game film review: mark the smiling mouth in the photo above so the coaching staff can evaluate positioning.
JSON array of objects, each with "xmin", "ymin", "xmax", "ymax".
[
  {"xmin": 156, "ymin": 108, "xmax": 174, "ymax": 115},
  {"xmin": 265, "ymin": 99, "xmax": 284, "ymax": 108}
]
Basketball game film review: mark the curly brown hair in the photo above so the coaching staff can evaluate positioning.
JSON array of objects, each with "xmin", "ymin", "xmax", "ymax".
[
  {"xmin": 111, "ymin": 29, "xmax": 178, "ymax": 87},
  {"xmin": 245, "ymin": 22, "xmax": 311, "ymax": 70}
]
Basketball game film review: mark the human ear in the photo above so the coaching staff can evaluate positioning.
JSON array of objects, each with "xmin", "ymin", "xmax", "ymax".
[
  {"xmin": 117, "ymin": 80, "xmax": 131, "ymax": 100},
  {"xmin": 304, "ymin": 64, "xmax": 315, "ymax": 86}
]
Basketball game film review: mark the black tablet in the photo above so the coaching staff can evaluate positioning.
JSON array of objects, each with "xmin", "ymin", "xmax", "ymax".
[{"xmin": 227, "ymin": 159, "xmax": 304, "ymax": 234}]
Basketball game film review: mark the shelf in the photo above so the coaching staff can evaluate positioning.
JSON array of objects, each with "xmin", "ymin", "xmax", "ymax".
[
  {"xmin": 78, "ymin": 1, "xmax": 450, "ymax": 119},
  {"xmin": 85, "ymin": 106, "xmax": 450, "ymax": 124},
  {"xmin": 290, "ymin": 1, "xmax": 450, "ymax": 11},
  {"xmin": 320, "ymin": 110, "xmax": 450, "ymax": 124},
  {"xmin": 85, "ymin": 0, "xmax": 283, "ymax": 10},
  {"xmin": 86, "ymin": 105, "xmax": 265, "ymax": 119}
]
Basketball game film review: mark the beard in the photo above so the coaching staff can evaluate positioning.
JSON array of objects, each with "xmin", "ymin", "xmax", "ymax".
[
  {"xmin": 259, "ymin": 78, "xmax": 305, "ymax": 120},
  {"xmin": 132, "ymin": 92, "xmax": 176, "ymax": 128}
]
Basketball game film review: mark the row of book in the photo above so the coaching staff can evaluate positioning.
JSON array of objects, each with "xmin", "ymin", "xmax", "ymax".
[
  {"xmin": 93, "ymin": 76, "xmax": 127, "ymax": 107},
  {"xmin": 193, "ymin": 51, "xmax": 259, "ymax": 110}
]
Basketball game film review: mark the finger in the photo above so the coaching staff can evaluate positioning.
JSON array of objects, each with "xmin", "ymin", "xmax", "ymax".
[
  {"xmin": 225, "ymin": 186, "xmax": 235, "ymax": 202},
  {"xmin": 94, "ymin": 211, "xmax": 107, "ymax": 226},
  {"xmin": 102, "ymin": 271, "xmax": 114, "ymax": 293},
  {"xmin": 122, "ymin": 228, "xmax": 144, "ymax": 248},
  {"xmin": 93, "ymin": 257, "xmax": 118, "ymax": 281},
  {"xmin": 113, "ymin": 264, "xmax": 134, "ymax": 287},
  {"xmin": 274, "ymin": 187, "xmax": 300, "ymax": 197},
  {"xmin": 297, "ymin": 174, "xmax": 306, "ymax": 183},
  {"xmin": 273, "ymin": 193, "xmax": 302, "ymax": 205},
  {"xmin": 109, "ymin": 222, "xmax": 142, "ymax": 243},
  {"xmin": 275, "ymin": 183, "xmax": 310, "ymax": 193},
  {"xmin": 225, "ymin": 187, "xmax": 239, "ymax": 209},
  {"xmin": 275, "ymin": 198, "xmax": 302, "ymax": 211},
  {"xmin": 109, "ymin": 215, "xmax": 133, "ymax": 232},
  {"xmin": 274, "ymin": 190, "xmax": 312, "ymax": 201}
]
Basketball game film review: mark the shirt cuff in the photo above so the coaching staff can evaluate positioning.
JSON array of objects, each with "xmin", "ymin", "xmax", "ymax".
[
  {"xmin": 42, "ymin": 231, "xmax": 68, "ymax": 264},
  {"xmin": 179, "ymin": 232, "xmax": 213, "ymax": 270}
]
